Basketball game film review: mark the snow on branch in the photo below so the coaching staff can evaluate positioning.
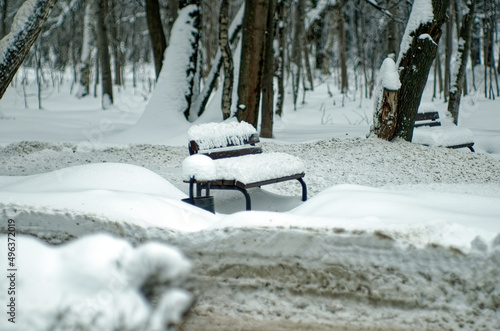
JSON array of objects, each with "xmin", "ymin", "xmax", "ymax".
[
  {"xmin": 42, "ymin": 0, "xmax": 83, "ymax": 38},
  {"xmin": 363, "ymin": 0, "xmax": 406, "ymax": 24}
]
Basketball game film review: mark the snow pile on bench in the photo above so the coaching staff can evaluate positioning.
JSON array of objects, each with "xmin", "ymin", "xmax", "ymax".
[
  {"xmin": 413, "ymin": 126, "xmax": 474, "ymax": 147},
  {"xmin": 182, "ymin": 152, "xmax": 304, "ymax": 184},
  {"xmin": 213, "ymin": 152, "xmax": 304, "ymax": 183},
  {"xmin": 182, "ymin": 154, "xmax": 217, "ymax": 181},
  {"xmin": 188, "ymin": 121, "xmax": 257, "ymax": 150}
]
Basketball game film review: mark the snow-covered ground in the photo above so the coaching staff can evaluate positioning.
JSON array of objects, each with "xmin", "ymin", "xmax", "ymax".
[{"xmin": 1, "ymin": 73, "xmax": 500, "ymax": 330}]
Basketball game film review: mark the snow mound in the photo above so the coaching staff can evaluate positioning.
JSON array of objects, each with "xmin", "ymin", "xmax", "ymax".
[
  {"xmin": 0, "ymin": 234, "xmax": 192, "ymax": 331},
  {"xmin": 0, "ymin": 163, "xmax": 185, "ymax": 198},
  {"xmin": 0, "ymin": 163, "xmax": 219, "ymax": 237},
  {"xmin": 290, "ymin": 184, "xmax": 500, "ymax": 249}
]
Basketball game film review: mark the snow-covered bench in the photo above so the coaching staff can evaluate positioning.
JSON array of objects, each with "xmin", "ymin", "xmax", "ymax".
[
  {"xmin": 412, "ymin": 110, "xmax": 475, "ymax": 152},
  {"xmin": 182, "ymin": 121, "xmax": 307, "ymax": 211}
]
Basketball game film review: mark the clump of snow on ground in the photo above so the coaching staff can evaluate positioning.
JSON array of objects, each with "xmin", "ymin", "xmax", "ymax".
[{"xmin": 0, "ymin": 234, "xmax": 192, "ymax": 331}]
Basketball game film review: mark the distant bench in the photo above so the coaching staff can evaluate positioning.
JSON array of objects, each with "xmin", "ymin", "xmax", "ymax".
[
  {"xmin": 182, "ymin": 121, "xmax": 307, "ymax": 211},
  {"xmin": 412, "ymin": 111, "xmax": 475, "ymax": 152}
]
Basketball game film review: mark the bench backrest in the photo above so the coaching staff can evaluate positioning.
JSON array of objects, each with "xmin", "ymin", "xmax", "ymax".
[
  {"xmin": 188, "ymin": 121, "xmax": 262, "ymax": 159},
  {"xmin": 414, "ymin": 111, "xmax": 442, "ymax": 128}
]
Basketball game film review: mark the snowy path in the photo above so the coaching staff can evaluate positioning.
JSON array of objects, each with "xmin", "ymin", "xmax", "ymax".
[{"xmin": 1, "ymin": 138, "xmax": 500, "ymax": 330}]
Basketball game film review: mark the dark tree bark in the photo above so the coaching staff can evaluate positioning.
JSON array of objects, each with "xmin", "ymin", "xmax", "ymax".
[
  {"xmin": 260, "ymin": 0, "xmax": 277, "ymax": 138},
  {"xmin": 395, "ymin": 0, "xmax": 451, "ymax": 141},
  {"xmin": 377, "ymin": 0, "xmax": 451, "ymax": 142},
  {"xmin": 109, "ymin": 0, "xmax": 123, "ymax": 86},
  {"xmin": 447, "ymin": 0, "xmax": 475, "ymax": 124},
  {"xmin": 219, "ymin": 0, "xmax": 233, "ymax": 120},
  {"xmin": 0, "ymin": 0, "xmax": 7, "ymax": 38},
  {"xmin": 444, "ymin": 4, "xmax": 453, "ymax": 101},
  {"xmin": 95, "ymin": 0, "xmax": 114, "ymax": 108},
  {"xmin": 338, "ymin": 1, "xmax": 348, "ymax": 94},
  {"xmin": 145, "ymin": 0, "xmax": 167, "ymax": 80},
  {"xmin": 236, "ymin": 0, "xmax": 270, "ymax": 128},
  {"xmin": 291, "ymin": 0, "xmax": 305, "ymax": 110},
  {"xmin": 0, "ymin": 0, "xmax": 57, "ymax": 100}
]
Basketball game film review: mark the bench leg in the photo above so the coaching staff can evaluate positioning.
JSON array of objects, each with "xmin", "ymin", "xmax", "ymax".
[
  {"xmin": 234, "ymin": 187, "xmax": 251, "ymax": 210},
  {"xmin": 297, "ymin": 178, "xmax": 307, "ymax": 201}
]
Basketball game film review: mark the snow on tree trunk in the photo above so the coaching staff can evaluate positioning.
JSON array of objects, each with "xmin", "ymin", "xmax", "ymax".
[
  {"xmin": 372, "ymin": 57, "xmax": 401, "ymax": 140},
  {"xmin": 0, "ymin": 0, "xmax": 57, "ymax": 100},
  {"xmin": 236, "ymin": 0, "xmax": 270, "ymax": 128},
  {"xmin": 95, "ymin": 0, "xmax": 114, "ymax": 109},
  {"xmin": 132, "ymin": 5, "xmax": 201, "ymax": 129},
  {"xmin": 447, "ymin": 0, "xmax": 475, "ymax": 125},
  {"xmin": 383, "ymin": 0, "xmax": 450, "ymax": 142},
  {"xmin": 219, "ymin": 0, "xmax": 233, "ymax": 120}
]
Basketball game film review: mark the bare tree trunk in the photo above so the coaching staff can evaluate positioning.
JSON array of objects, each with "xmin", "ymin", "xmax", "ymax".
[
  {"xmin": 0, "ymin": 0, "xmax": 57, "ymax": 100},
  {"xmin": 0, "ymin": 0, "xmax": 7, "ymax": 38},
  {"xmin": 145, "ymin": 0, "xmax": 167, "ymax": 80},
  {"xmin": 95, "ymin": 0, "xmax": 114, "ymax": 108},
  {"xmin": 447, "ymin": 0, "xmax": 475, "ymax": 124},
  {"xmin": 109, "ymin": 0, "xmax": 122, "ymax": 86},
  {"xmin": 260, "ymin": 0, "xmax": 277, "ymax": 138},
  {"xmin": 303, "ymin": 31, "xmax": 314, "ymax": 92},
  {"xmin": 219, "ymin": 0, "xmax": 233, "ymax": 120},
  {"xmin": 291, "ymin": 0, "xmax": 305, "ymax": 110},
  {"xmin": 236, "ymin": 0, "xmax": 270, "ymax": 127},
  {"xmin": 191, "ymin": 4, "xmax": 244, "ymax": 119},
  {"xmin": 385, "ymin": 0, "xmax": 399, "ymax": 57},
  {"xmin": 77, "ymin": 1, "xmax": 92, "ymax": 98},
  {"xmin": 338, "ymin": 1, "xmax": 348, "ymax": 94},
  {"xmin": 444, "ymin": 5, "xmax": 453, "ymax": 102},
  {"xmin": 275, "ymin": 0, "xmax": 286, "ymax": 117},
  {"xmin": 436, "ymin": 47, "xmax": 443, "ymax": 95}
]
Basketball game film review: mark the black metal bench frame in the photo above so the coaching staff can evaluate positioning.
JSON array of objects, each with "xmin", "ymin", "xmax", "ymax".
[
  {"xmin": 414, "ymin": 111, "xmax": 475, "ymax": 152},
  {"xmin": 185, "ymin": 133, "xmax": 307, "ymax": 211}
]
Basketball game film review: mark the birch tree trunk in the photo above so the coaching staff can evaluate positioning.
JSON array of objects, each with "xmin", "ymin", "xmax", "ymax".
[
  {"xmin": 190, "ymin": 4, "xmax": 244, "ymax": 119},
  {"xmin": 236, "ymin": 0, "xmax": 269, "ymax": 127},
  {"xmin": 95, "ymin": 0, "xmax": 114, "ymax": 108},
  {"xmin": 275, "ymin": 0, "xmax": 286, "ymax": 117},
  {"xmin": 0, "ymin": 0, "xmax": 57, "ymax": 100},
  {"xmin": 219, "ymin": 0, "xmax": 233, "ymax": 120},
  {"xmin": 76, "ymin": 1, "xmax": 92, "ymax": 98},
  {"xmin": 447, "ymin": 0, "xmax": 475, "ymax": 124}
]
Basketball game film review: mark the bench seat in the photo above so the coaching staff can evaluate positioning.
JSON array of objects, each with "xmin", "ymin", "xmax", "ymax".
[
  {"xmin": 412, "ymin": 126, "xmax": 475, "ymax": 150},
  {"xmin": 412, "ymin": 105, "xmax": 475, "ymax": 152}
]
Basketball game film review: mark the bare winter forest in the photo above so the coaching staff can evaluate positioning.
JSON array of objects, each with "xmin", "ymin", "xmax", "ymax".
[{"xmin": 1, "ymin": 0, "xmax": 499, "ymax": 140}]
